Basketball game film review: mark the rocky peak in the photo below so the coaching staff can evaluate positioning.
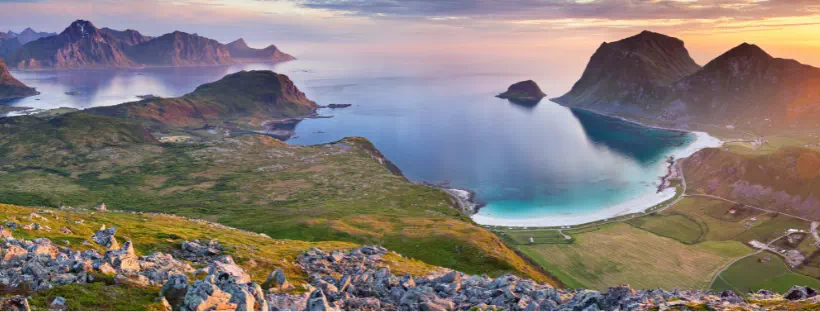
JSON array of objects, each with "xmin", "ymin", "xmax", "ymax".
[
  {"xmin": 227, "ymin": 38, "xmax": 249, "ymax": 49},
  {"xmin": 553, "ymin": 30, "xmax": 700, "ymax": 109},
  {"xmin": 700, "ymin": 43, "xmax": 773, "ymax": 73},
  {"xmin": 60, "ymin": 20, "xmax": 100, "ymax": 41}
]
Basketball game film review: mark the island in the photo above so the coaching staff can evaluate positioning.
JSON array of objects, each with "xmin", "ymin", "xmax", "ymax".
[{"xmin": 496, "ymin": 80, "xmax": 546, "ymax": 105}]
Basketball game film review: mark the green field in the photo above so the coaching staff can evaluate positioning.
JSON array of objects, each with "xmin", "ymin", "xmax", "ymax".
[
  {"xmin": 503, "ymin": 195, "xmax": 820, "ymax": 291},
  {"xmin": 712, "ymin": 252, "xmax": 820, "ymax": 294},
  {"xmin": 515, "ymin": 223, "xmax": 751, "ymax": 290}
]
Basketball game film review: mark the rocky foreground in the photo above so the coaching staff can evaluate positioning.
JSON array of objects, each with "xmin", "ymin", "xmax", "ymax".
[{"xmin": 1, "ymin": 221, "xmax": 820, "ymax": 311}]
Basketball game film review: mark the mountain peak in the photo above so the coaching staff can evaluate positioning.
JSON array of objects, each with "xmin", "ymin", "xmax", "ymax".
[
  {"xmin": 227, "ymin": 38, "xmax": 249, "ymax": 49},
  {"xmin": 62, "ymin": 20, "xmax": 99, "ymax": 38},
  {"xmin": 725, "ymin": 42, "xmax": 771, "ymax": 59},
  {"xmin": 701, "ymin": 42, "xmax": 773, "ymax": 72}
]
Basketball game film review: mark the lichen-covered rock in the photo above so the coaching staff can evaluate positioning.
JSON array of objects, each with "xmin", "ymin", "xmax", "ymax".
[
  {"xmin": 160, "ymin": 274, "xmax": 189, "ymax": 310},
  {"xmin": 262, "ymin": 268, "xmax": 288, "ymax": 290},
  {"xmin": 91, "ymin": 226, "xmax": 119, "ymax": 250}
]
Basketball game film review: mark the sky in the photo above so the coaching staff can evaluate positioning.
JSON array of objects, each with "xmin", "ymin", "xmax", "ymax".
[{"xmin": 2, "ymin": 0, "xmax": 820, "ymax": 72}]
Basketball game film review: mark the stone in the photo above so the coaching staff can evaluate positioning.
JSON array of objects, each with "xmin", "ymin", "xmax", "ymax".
[
  {"xmin": 209, "ymin": 256, "xmax": 251, "ymax": 284},
  {"xmin": 784, "ymin": 286, "xmax": 818, "ymax": 300},
  {"xmin": 307, "ymin": 289, "xmax": 333, "ymax": 311},
  {"xmin": 267, "ymin": 293, "xmax": 309, "ymax": 311},
  {"xmin": 2, "ymin": 244, "xmax": 27, "ymax": 261},
  {"xmin": 183, "ymin": 276, "xmax": 237, "ymax": 311},
  {"xmin": 29, "ymin": 238, "xmax": 60, "ymax": 259},
  {"xmin": 91, "ymin": 227, "xmax": 119, "ymax": 250},
  {"xmin": 160, "ymin": 274, "xmax": 189, "ymax": 310},
  {"xmin": 105, "ymin": 241, "xmax": 140, "ymax": 272},
  {"xmin": 262, "ymin": 268, "xmax": 288, "ymax": 290},
  {"xmin": 49, "ymin": 296, "xmax": 67, "ymax": 311}
]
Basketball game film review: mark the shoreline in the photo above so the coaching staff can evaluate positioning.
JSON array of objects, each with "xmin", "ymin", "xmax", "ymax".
[{"xmin": 470, "ymin": 109, "xmax": 723, "ymax": 228}]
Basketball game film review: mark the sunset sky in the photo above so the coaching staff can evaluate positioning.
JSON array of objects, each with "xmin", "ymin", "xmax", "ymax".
[{"xmin": 2, "ymin": 0, "xmax": 820, "ymax": 70}]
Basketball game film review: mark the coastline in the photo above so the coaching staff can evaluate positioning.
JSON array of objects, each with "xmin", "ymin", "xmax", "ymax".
[{"xmin": 469, "ymin": 109, "xmax": 723, "ymax": 228}]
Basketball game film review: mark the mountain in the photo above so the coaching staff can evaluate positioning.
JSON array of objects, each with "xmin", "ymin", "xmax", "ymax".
[
  {"xmin": 666, "ymin": 43, "xmax": 820, "ymax": 129},
  {"xmin": 0, "ymin": 36, "xmax": 22, "ymax": 58},
  {"xmin": 4, "ymin": 20, "xmax": 294, "ymax": 69},
  {"xmin": 555, "ymin": 31, "xmax": 820, "ymax": 131},
  {"xmin": 225, "ymin": 38, "xmax": 295, "ymax": 63},
  {"xmin": 553, "ymin": 31, "xmax": 701, "ymax": 111},
  {"xmin": 89, "ymin": 70, "xmax": 318, "ymax": 130},
  {"xmin": 4, "ymin": 20, "xmax": 135, "ymax": 69},
  {"xmin": 0, "ymin": 58, "xmax": 38, "ymax": 99},
  {"xmin": 99, "ymin": 27, "xmax": 152, "ymax": 46},
  {"xmin": 6, "ymin": 27, "xmax": 57, "ymax": 44},
  {"xmin": 126, "ymin": 31, "xmax": 232, "ymax": 66}
]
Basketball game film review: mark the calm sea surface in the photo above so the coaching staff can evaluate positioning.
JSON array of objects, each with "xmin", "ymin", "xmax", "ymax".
[{"xmin": 3, "ymin": 54, "xmax": 696, "ymax": 226}]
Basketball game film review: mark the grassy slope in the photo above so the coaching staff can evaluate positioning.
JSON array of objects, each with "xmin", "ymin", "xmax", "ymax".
[
  {"xmin": 0, "ymin": 113, "xmax": 551, "ymax": 283},
  {"xmin": 683, "ymin": 146, "xmax": 820, "ymax": 220}
]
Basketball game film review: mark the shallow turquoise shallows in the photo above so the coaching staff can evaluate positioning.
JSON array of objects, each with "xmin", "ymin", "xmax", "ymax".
[{"xmin": 3, "ymin": 54, "xmax": 697, "ymax": 226}]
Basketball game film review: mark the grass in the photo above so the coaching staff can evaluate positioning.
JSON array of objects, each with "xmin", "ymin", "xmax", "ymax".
[
  {"xmin": 682, "ymin": 146, "xmax": 820, "ymax": 221},
  {"xmin": 712, "ymin": 252, "xmax": 820, "ymax": 294},
  {"xmin": 626, "ymin": 213, "xmax": 703, "ymax": 244},
  {"xmin": 0, "ymin": 119, "xmax": 552, "ymax": 284},
  {"xmin": 502, "ymin": 230, "xmax": 573, "ymax": 245},
  {"xmin": 515, "ymin": 223, "xmax": 751, "ymax": 291}
]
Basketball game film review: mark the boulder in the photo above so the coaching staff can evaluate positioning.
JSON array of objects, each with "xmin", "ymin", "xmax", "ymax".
[
  {"xmin": 91, "ymin": 227, "xmax": 119, "ymax": 250},
  {"xmin": 49, "ymin": 296, "xmax": 67, "ymax": 311},
  {"xmin": 262, "ymin": 268, "xmax": 288, "ymax": 290},
  {"xmin": 160, "ymin": 274, "xmax": 189, "ymax": 310},
  {"xmin": 306, "ymin": 289, "xmax": 333, "ymax": 311},
  {"xmin": 183, "ymin": 275, "xmax": 237, "ymax": 311},
  {"xmin": 209, "ymin": 256, "xmax": 251, "ymax": 284},
  {"xmin": 784, "ymin": 286, "xmax": 818, "ymax": 300}
]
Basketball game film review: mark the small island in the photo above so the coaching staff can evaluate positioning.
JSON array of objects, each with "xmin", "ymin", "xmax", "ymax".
[
  {"xmin": 496, "ymin": 80, "xmax": 546, "ymax": 105},
  {"xmin": 325, "ymin": 103, "xmax": 352, "ymax": 109}
]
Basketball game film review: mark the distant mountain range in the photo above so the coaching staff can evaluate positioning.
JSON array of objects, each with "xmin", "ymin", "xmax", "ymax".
[
  {"xmin": 553, "ymin": 31, "xmax": 820, "ymax": 132},
  {"xmin": 6, "ymin": 28, "xmax": 57, "ymax": 44},
  {"xmin": 0, "ymin": 20, "xmax": 295, "ymax": 70},
  {"xmin": 0, "ymin": 58, "xmax": 37, "ymax": 100}
]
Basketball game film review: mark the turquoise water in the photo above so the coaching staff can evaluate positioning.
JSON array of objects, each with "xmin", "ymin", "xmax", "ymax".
[{"xmin": 3, "ymin": 54, "xmax": 696, "ymax": 225}]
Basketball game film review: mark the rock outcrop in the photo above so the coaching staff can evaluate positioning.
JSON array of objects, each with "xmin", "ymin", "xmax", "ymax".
[
  {"xmin": 0, "ymin": 58, "xmax": 38, "ymax": 100},
  {"xmin": 497, "ymin": 80, "xmax": 546, "ymax": 105},
  {"xmin": 0, "ymin": 231, "xmax": 193, "ymax": 293}
]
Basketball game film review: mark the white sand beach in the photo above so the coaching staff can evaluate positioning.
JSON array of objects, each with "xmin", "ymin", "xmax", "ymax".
[{"xmin": 470, "ymin": 131, "xmax": 723, "ymax": 227}]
